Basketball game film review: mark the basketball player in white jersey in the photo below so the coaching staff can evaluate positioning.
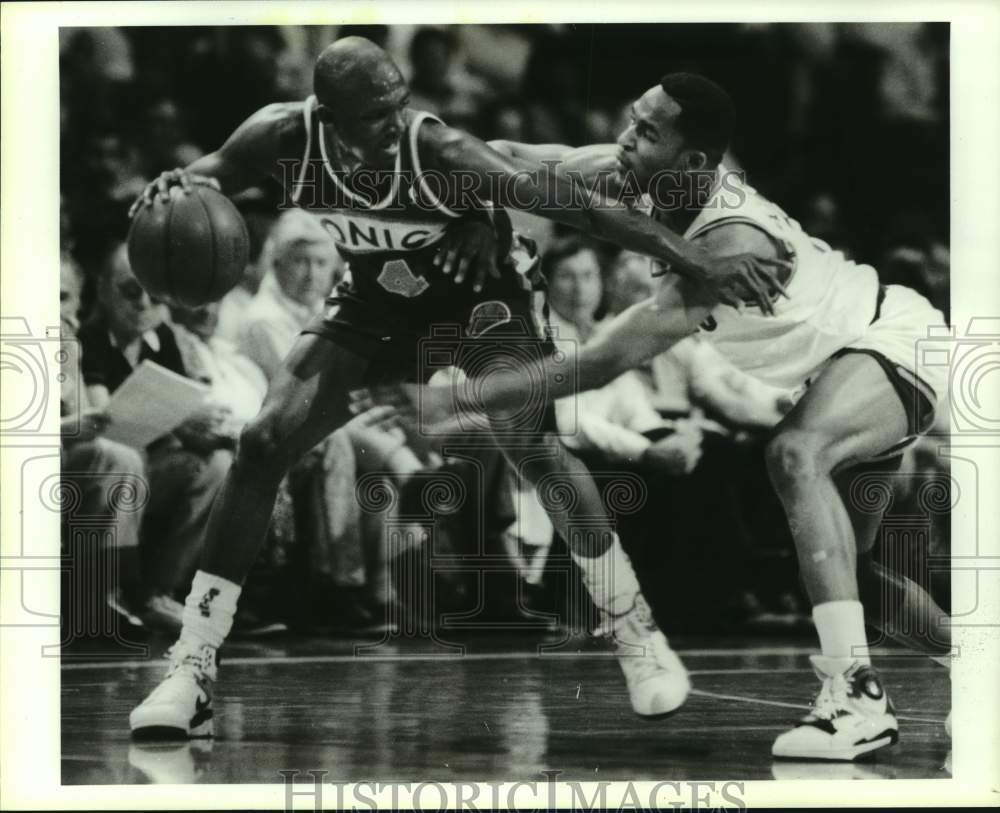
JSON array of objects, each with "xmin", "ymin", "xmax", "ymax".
[
  {"xmin": 127, "ymin": 42, "xmax": 790, "ymax": 740},
  {"xmin": 377, "ymin": 73, "xmax": 952, "ymax": 760}
]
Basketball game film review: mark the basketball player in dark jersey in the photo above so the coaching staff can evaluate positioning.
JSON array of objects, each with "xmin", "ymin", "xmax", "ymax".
[{"xmin": 128, "ymin": 38, "xmax": 788, "ymax": 739}]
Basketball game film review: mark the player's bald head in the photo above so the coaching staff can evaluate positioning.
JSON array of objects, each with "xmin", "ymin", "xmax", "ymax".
[{"xmin": 313, "ymin": 36, "xmax": 404, "ymax": 107}]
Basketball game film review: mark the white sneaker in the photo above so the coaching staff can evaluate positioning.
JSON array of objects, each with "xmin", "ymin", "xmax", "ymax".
[
  {"xmin": 772, "ymin": 656, "xmax": 898, "ymax": 761},
  {"xmin": 604, "ymin": 594, "xmax": 690, "ymax": 718},
  {"xmin": 130, "ymin": 642, "xmax": 217, "ymax": 739}
]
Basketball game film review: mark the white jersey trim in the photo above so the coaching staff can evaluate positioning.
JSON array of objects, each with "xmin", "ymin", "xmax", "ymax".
[
  {"xmin": 290, "ymin": 96, "xmax": 316, "ymax": 206},
  {"xmin": 408, "ymin": 110, "xmax": 461, "ymax": 219},
  {"xmin": 313, "ymin": 95, "xmax": 402, "ymax": 210}
]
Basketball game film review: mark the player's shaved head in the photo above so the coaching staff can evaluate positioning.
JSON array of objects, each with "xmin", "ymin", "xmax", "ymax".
[{"xmin": 313, "ymin": 36, "xmax": 404, "ymax": 107}]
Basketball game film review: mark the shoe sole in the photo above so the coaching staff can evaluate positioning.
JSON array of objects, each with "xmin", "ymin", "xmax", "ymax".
[
  {"xmin": 131, "ymin": 721, "xmax": 214, "ymax": 741},
  {"xmin": 772, "ymin": 731, "xmax": 897, "ymax": 762},
  {"xmin": 636, "ymin": 704, "xmax": 685, "ymax": 721},
  {"xmin": 131, "ymin": 725, "xmax": 195, "ymax": 742},
  {"xmin": 130, "ymin": 712, "xmax": 213, "ymax": 740}
]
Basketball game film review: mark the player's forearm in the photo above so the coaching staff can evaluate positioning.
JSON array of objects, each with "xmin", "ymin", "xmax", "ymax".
[
  {"xmin": 183, "ymin": 151, "xmax": 258, "ymax": 197},
  {"xmin": 180, "ymin": 104, "xmax": 288, "ymax": 195},
  {"xmin": 435, "ymin": 129, "xmax": 714, "ymax": 281},
  {"xmin": 456, "ymin": 298, "xmax": 698, "ymax": 415},
  {"xmin": 587, "ymin": 204, "xmax": 711, "ymax": 278},
  {"xmin": 503, "ymin": 163, "xmax": 712, "ymax": 278},
  {"xmin": 575, "ymin": 298, "xmax": 701, "ymax": 387},
  {"xmin": 487, "ymin": 140, "xmax": 573, "ymax": 163}
]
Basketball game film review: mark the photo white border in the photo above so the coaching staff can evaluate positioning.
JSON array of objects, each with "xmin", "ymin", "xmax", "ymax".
[{"xmin": 2, "ymin": 0, "xmax": 998, "ymax": 808}]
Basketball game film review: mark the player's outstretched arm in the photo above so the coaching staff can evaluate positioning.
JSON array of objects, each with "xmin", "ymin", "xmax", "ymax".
[
  {"xmin": 360, "ymin": 274, "xmax": 711, "ymax": 431},
  {"xmin": 360, "ymin": 274, "xmax": 705, "ymax": 434},
  {"xmin": 487, "ymin": 140, "xmax": 574, "ymax": 162},
  {"xmin": 129, "ymin": 102, "xmax": 298, "ymax": 216},
  {"xmin": 425, "ymin": 125, "xmax": 787, "ymax": 313},
  {"xmin": 488, "ymin": 141, "xmax": 622, "ymax": 190}
]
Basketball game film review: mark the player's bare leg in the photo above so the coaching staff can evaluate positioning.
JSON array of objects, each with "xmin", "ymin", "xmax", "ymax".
[
  {"xmin": 131, "ymin": 334, "xmax": 370, "ymax": 739},
  {"xmin": 766, "ymin": 353, "xmax": 916, "ymax": 760},
  {"xmin": 487, "ymin": 413, "xmax": 689, "ymax": 719}
]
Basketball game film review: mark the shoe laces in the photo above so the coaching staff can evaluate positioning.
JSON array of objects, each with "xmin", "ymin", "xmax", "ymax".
[
  {"xmin": 603, "ymin": 596, "xmax": 673, "ymax": 685},
  {"xmin": 593, "ymin": 593, "xmax": 653, "ymax": 639},
  {"xmin": 162, "ymin": 642, "xmax": 217, "ymax": 684},
  {"xmin": 808, "ymin": 673, "xmax": 850, "ymax": 721}
]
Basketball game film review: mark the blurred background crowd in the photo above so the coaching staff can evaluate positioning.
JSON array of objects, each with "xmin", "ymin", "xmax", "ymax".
[{"xmin": 58, "ymin": 23, "xmax": 951, "ymax": 646}]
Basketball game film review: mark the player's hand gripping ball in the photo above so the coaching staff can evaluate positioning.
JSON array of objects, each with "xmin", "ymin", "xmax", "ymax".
[{"xmin": 127, "ymin": 170, "xmax": 249, "ymax": 307}]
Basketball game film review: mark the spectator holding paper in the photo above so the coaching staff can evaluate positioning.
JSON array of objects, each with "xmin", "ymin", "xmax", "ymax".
[
  {"xmin": 77, "ymin": 243, "xmax": 233, "ymax": 607},
  {"xmin": 59, "ymin": 253, "xmax": 181, "ymax": 632}
]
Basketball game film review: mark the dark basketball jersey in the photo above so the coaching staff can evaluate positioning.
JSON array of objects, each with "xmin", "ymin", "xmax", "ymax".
[{"xmin": 283, "ymin": 96, "xmax": 537, "ymax": 333}]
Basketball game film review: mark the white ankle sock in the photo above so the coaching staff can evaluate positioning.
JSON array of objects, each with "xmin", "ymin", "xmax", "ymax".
[
  {"xmin": 571, "ymin": 534, "xmax": 640, "ymax": 616},
  {"xmin": 178, "ymin": 570, "xmax": 241, "ymax": 650},
  {"xmin": 812, "ymin": 600, "xmax": 870, "ymax": 665}
]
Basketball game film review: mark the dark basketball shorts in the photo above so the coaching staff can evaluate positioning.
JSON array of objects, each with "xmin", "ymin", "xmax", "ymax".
[{"xmin": 301, "ymin": 286, "xmax": 558, "ymax": 433}]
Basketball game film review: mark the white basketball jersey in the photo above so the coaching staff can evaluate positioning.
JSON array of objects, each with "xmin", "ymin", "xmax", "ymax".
[{"xmin": 675, "ymin": 166, "xmax": 881, "ymax": 390}]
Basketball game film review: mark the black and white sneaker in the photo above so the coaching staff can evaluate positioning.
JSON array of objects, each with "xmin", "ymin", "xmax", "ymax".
[
  {"xmin": 772, "ymin": 656, "xmax": 898, "ymax": 761},
  {"xmin": 130, "ymin": 642, "xmax": 217, "ymax": 739}
]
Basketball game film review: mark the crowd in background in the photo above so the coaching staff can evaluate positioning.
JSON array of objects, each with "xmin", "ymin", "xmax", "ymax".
[{"xmin": 58, "ymin": 23, "xmax": 951, "ymax": 645}]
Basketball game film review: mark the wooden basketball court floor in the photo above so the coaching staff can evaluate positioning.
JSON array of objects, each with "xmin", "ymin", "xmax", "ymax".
[{"xmin": 61, "ymin": 633, "xmax": 951, "ymax": 785}]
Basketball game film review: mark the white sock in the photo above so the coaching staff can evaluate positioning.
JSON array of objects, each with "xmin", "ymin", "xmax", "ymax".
[
  {"xmin": 178, "ymin": 570, "xmax": 241, "ymax": 650},
  {"xmin": 571, "ymin": 534, "xmax": 640, "ymax": 616},
  {"xmin": 812, "ymin": 600, "xmax": 870, "ymax": 665}
]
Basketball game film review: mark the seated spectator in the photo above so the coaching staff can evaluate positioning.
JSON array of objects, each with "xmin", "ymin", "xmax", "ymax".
[
  {"xmin": 406, "ymin": 26, "xmax": 489, "ymax": 130},
  {"xmin": 543, "ymin": 238, "xmax": 698, "ymax": 473},
  {"xmin": 240, "ymin": 210, "xmax": 342, "ymax": 380},
  {"xmin": 215, "ymin": 206, "xmax": 274, "ymax": 343},
  {"xmin": 171, "ymin": 301, "xmax": 268, "ymax": 431},
  {"xmin": 78, "ymin": 244, "xmax": 232, "ymax": 606},
  {"xmin": 59, "ymin": 253, "xmax": 181, "ymax": 632}
]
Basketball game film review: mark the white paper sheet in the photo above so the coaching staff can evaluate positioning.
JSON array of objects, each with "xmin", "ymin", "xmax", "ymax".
[{"xmin": 102, "ymin": 360, "xmax": 209, "ymax": 448}]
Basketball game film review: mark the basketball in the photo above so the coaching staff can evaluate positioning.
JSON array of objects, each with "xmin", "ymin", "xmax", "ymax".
[{"xmin": 127, "ymin": 184, "xmax": 249, "ymax": 307}]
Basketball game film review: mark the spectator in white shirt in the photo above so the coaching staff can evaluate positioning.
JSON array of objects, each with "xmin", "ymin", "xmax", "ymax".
[{"xmin": 240, "ymin": 209, "xmax": 343, "ymax": 380}]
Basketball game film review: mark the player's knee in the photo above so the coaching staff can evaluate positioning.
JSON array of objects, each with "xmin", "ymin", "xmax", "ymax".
[{"xmin": 765, "ymin": 429, "xmax": 831, "ymax": 489}]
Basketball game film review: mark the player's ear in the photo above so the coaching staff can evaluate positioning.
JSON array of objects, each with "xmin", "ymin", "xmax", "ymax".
[{"xmin": 681, "ymin": 150, "xmax": 709, "ymax": 172}]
